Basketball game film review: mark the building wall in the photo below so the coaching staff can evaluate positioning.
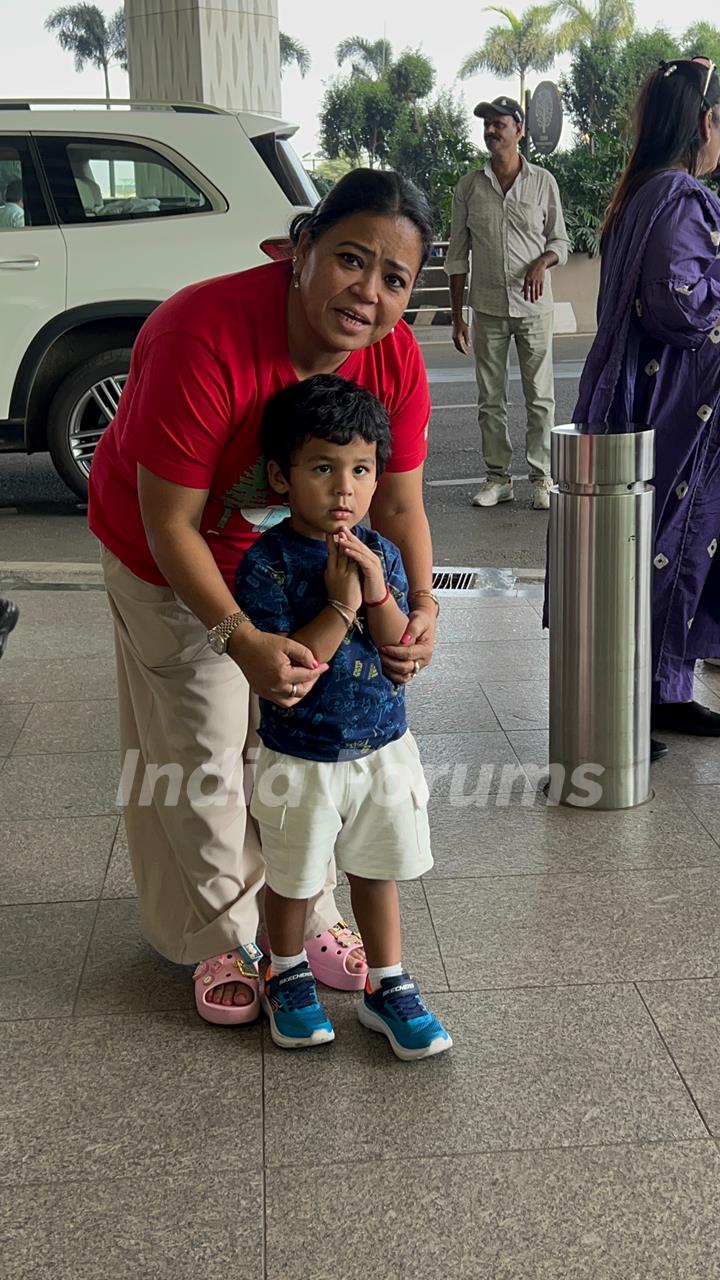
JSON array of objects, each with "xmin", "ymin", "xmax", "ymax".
[
  {"xmin": 551, "ymin": 253, "xmax": 601, "ymax": 335},
  {"xmin": 125, "ymin": 0, "xmax": 281, "ymax": 115}
]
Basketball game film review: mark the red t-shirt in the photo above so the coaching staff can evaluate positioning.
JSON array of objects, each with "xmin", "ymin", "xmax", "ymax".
[{"xmin": 88, "ymin": 260, "xmax": 431, "ymax": 589}]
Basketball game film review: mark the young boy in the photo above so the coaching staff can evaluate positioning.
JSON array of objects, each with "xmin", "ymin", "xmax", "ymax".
[{"xmin": 234, "ymin": 374, "xmax": 451, "ymax": 1061}]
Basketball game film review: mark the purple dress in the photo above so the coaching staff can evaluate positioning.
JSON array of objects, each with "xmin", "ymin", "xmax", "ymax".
[{"xmin": 574, "ymin": 169, "xmax": 720, "ymax": 702}]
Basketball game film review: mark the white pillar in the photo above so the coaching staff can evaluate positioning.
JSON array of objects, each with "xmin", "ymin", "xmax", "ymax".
[{"xmin": 125, "ymin": 0, "xmax": 281, "ymax": 116}]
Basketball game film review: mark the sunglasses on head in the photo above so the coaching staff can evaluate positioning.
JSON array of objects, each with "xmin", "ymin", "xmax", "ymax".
[{"xmin": 660, "ymin": 56, "xmax": 716, "ymax": 104}]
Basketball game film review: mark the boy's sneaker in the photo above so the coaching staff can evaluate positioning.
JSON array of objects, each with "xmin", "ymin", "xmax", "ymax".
[
  {"xmin": 358, "ymin": 974, "xmax": 452, "ymax": 1061},
  {"xmin": 263, "ymin": 962, "xmax": 335, "ymax": 1049}
]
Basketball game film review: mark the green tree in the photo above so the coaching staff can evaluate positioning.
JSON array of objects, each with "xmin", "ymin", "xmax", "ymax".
[
  {"xmin": 388, "ymin": 91, "xmax": 480, "ymax": 235},
  {"xmin": 336, "ymin": 36, "xmax": 393, "ymax": 80},
  {"xmin": 553, "ymin": 0, "xmax": 635, "ymax": 46},
  {"xmin": 459, "ymin": 4, "xmax": 566, "ymax": 104},
  {"xmin": 312, "ymin": 156, "xmax": 353, "ymax": 197},
  {"xmin": 546, "ymin": 17, "xmax": 720, "ymax": 257},
  {"xmin": 319, "ymin": 78, "xmax": 396, "ymax": 168},
  {"xmin": 561, "ymin": 36, "xmax": 622, "ymax": 142},
  {"xmin": 45, "ymin": 3, "xmax": 126, "ymax": 104},
  {"xmin": 321, "ymin": 41, "xmax": 435, "ymax": 169},
  {"xmin": 387, "ymin": 51, "xmax": 436, "ymax": 106},
  {"xmin": 536, "ymin": 131, "xmax": 625, "ymax": 253},
  {"xmin": 615, "ymin": 28, "xmax": 678, "ymax": 125},
  {"xmin": 562, "ymin": 28, "xmax": 678, "ymax": 146},
  {"xmin": 681, "ymin": 22, "xmax": 720, "ymax": 66},
  {"xmin": 279, "ymin": 33, "xmax": 310, "ymax": 78}
]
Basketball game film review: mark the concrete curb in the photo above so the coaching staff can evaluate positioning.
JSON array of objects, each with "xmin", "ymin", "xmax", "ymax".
[
  {"xmin": 0, "ymin": 562, "xmax": 544, "ymax": 592},
  {"xmin": 0, "ymin": 561, "xmax": 104, "ymax": 588}
]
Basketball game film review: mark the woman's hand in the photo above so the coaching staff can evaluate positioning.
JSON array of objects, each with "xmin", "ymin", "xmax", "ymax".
[
  {"xmin": 335, "ymin": 527, "xmax": 387, "ymax": 602},
  {"xmin": 324, "ymin": 533, "xmax": 362, "ymax": 612},
  {"xmin": 229, "ymin": 627, "xmax": 328, "ymax": 708},
  {"xmin": 379, "ymin": 602, "xmax": 437, "ymax": 684}
]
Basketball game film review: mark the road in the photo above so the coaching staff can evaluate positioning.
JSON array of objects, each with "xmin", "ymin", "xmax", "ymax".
[{"xmin": 0, "ymin": 331, "xmax": 593, "ymax": 571}]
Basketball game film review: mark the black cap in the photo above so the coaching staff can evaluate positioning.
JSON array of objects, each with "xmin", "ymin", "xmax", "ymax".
[{"xmin": 474, "ymin": 95, "xmax": 524, "ymax": 125}]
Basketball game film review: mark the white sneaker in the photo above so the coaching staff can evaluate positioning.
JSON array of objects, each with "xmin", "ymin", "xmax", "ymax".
[
  {"xmin": 704, "ymin": 658, "xmax": 720, "ymax": 668},
  {"xmin": 471, "ymin": 479, "xmax": 513, "ymax": 507},
  {"xmin": 531, "ymin": 478, "xmax": 552, "ymax": 510}
]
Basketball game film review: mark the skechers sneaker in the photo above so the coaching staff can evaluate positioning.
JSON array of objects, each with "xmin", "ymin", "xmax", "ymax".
[
  {"xmin": 357, "ymin": 974, "xmax": 452, "ymax": 1061},
  {"xmin": 471, "ymin": 479, "xmax": 513, "ymax": 507},
  {"xmin": 263, "ymin": 962, "xmax": 335, "ymax": 1049}
]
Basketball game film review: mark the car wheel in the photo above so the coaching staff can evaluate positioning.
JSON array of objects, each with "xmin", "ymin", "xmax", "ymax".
[{"xmin": 46, "ymin": 348, "xmax": 131, "ymax": 500}]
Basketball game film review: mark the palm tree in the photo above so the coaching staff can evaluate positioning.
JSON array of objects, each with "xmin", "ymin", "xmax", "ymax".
[
  {"xmin": 45, "ymin": 4, "xmax": 126, "ymax": 105},
  {"xmin": 553, "ymin": 0, "xmax": 635, "ymax": 46},
  {"xmin": 336, "ymin": 36, "xmax": 394, "ymax": 81},
  {"xmin": 459, "ymin": 4, "xmax": 566, "ymax": 105},
  {"xmin": 279, "ymin": 33, "xmax": 311, "ymax": 78}
]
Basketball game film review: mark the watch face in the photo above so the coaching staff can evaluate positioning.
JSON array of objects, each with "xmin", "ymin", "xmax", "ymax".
[{"xmin": 208, "ymin": 632, "xmax": 226, "ymax": 655}]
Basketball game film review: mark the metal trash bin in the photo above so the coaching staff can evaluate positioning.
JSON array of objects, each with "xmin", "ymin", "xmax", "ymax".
[{"xmin": 548, "ymin": 426, "xmax": 655, "ymax": 810}]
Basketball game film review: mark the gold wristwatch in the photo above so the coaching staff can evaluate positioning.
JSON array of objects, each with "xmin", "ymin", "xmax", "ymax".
[{"xmin": 207, "ymin": 609, "xmax": 251, "ymax": 655}]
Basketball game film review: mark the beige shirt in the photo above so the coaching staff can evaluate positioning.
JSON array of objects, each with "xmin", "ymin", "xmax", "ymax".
[{"xmin": 445, "ymin": 157, "xmax": 569, "ymax": 318}]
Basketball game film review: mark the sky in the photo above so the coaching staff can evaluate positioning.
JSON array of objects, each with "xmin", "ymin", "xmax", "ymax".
[{"xmin": 0, "ymin": 0, "xmax": 712, "ymax": 161}]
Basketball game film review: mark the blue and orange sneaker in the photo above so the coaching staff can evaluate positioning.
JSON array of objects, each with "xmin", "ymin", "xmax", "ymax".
[
  {"xmin": 262, "ymin": 962, "xmax": 335, "ymax": 1049},
  {"xmin": 358, "ymin": 974, "xmax": 452, "ymax": 1061}
]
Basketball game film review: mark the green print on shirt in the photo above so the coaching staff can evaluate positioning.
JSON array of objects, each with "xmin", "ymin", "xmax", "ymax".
[{"xmin": 219, "ymin": 457, "xmax": 272, "ymax": 518}]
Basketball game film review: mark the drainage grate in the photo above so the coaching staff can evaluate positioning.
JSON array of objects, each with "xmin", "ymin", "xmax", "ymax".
[{"xmin": 431, "ymin": 566, "xmax": 482, "ymax": 594}]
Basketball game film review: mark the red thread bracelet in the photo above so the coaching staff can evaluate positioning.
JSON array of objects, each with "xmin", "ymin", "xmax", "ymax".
[{"xmin": 364, "ymin": 585, "xmax": 390, "ymax": 608}]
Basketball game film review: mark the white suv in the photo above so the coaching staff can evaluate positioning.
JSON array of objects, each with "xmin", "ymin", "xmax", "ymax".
[{"xmin": 0, "ymin": 99, "xmax": 317, "ymax": 498}]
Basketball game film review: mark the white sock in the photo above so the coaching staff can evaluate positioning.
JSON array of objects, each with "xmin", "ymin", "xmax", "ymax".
[
  {"xmin": 270, "ymin": 949, "xmax": 307, "ymax": 976},
  {"xmin": 368, "ymin": 962, "xmax": 404, "ymax": 991}
]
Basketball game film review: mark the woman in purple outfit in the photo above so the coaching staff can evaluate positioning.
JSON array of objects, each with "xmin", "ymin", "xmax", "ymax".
[{"xmin": 575, "ymin": 56, "xmax": 720, "ymax": 755}]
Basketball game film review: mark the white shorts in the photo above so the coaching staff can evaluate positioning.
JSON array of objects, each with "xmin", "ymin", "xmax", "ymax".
[{"xmin": 250, "ymin": 731, "xmax": 433, "ymax": 899}]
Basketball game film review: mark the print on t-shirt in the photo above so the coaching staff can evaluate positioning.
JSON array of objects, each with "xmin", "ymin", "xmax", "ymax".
[{"xmin": 215, "ymin": 455, "xmax": 289, "ymax": 533}]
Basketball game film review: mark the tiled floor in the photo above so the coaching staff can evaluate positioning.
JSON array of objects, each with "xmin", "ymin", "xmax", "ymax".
[{"xmin": 3, "ymin": 587, "xmax": 720, "ymax": 1277}]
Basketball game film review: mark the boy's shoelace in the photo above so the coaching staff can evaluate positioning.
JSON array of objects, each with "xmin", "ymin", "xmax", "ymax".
[
  {"xmin": 277, "ymin": 974, "xmax": 318, "ymax": 1010},
  {"xmin": 384, "ymin": 985, "xmax": 428, "ymax": 1022}
]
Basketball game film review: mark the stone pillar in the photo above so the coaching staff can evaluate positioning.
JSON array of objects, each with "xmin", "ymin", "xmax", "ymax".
[{"xmin": 125, "ymin": 0, "xmax": 281, "ymax": 116}]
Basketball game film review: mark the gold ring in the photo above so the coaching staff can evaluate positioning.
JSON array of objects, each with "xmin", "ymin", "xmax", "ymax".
[
  {"xmin": 291, "ymin": 683, "xmax": 297, "ymax": 698},
  {"xmin": 413, "ymin": 660, "xmax": 421, "ymax": 676}
]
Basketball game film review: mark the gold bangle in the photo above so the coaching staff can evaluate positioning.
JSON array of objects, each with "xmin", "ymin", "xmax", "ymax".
[
  {"xmin": 409, "ymin": 589, "xmax": 440, "ymax": 617},
  {"xmin": 327, "ymin": 599, "xmax": 364, "ymax": 635}
]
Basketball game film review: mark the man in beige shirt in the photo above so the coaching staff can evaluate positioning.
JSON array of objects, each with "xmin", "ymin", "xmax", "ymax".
[{"xmin": 446, "ymin": 96, "xmax": 569, "ymax": 509}]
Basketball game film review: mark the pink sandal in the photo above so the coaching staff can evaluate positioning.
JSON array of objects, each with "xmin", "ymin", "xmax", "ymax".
[
  {"xmin": 305, "ymin": 920, "xmax": 368, "ymax": 991},
  {"xmin": 193, "ymin": 943, "xmax": 263, "ymax": 1026}
]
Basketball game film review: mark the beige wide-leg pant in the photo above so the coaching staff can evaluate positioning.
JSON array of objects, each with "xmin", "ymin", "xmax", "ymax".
[
  {"xmin": 472, "ymin": 309, "xmax": 555, "ymax": 481},
  {"xmin": 101, "ymin": 547, "xmax": 339, "ymax": 965}
]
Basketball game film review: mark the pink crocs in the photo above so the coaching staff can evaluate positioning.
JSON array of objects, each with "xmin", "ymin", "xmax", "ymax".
[
  {"xmin": 193, "ymin": 944, "xmax": 263, "ymax": 1026},
  {"xmin": 305, "ymin": 920, "xmax": 367, "ymax": 991}
]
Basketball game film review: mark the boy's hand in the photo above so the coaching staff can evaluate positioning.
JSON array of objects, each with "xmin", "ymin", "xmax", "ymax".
[
  {"xmin": 324, "ymin": 533, "xmax": 362, "ymax": 612},
  {"xmin": 335, "ymin": 527, "xmax": 387, "ymax": 602}
]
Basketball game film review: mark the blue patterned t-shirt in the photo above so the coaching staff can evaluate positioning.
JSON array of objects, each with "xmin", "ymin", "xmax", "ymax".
[{"xmin": 234, "ymin": 519, "xmax": 409, "ymax": 762}]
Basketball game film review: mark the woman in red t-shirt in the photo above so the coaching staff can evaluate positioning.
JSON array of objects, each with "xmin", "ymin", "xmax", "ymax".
[{"xmin": 88, "ymin": 169, "xmax": 439, "ymax": 1025}]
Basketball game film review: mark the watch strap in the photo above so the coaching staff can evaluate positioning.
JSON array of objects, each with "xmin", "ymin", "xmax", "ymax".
[{"xmin": 207, "ymin": 610, "xmax": 250, "ymax": 652}]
